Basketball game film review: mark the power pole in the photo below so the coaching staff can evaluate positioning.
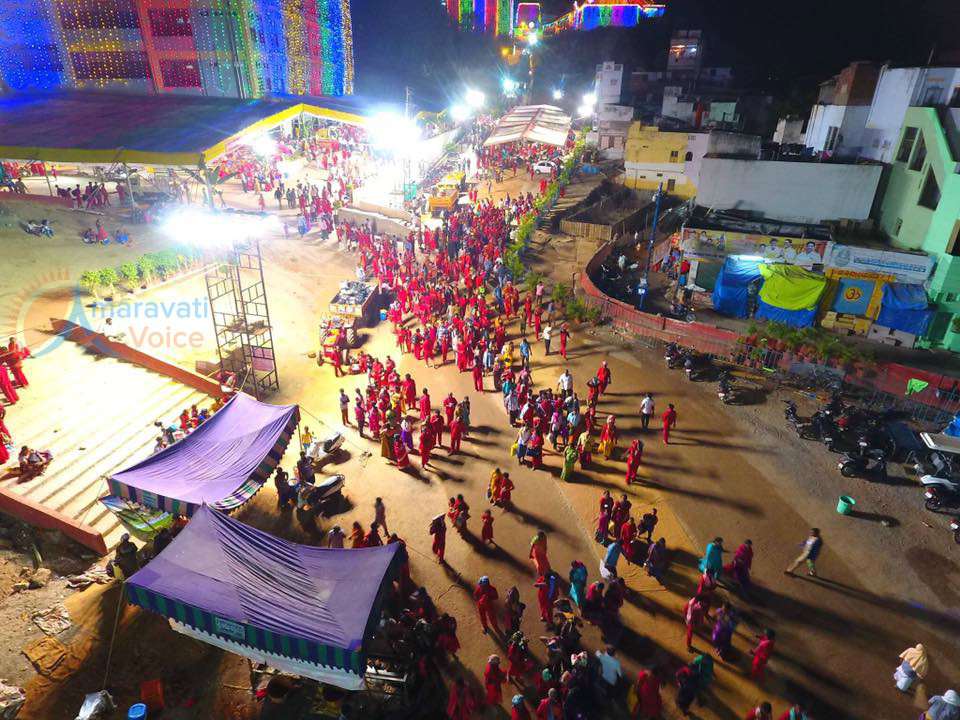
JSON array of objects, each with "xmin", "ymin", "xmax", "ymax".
[
  {"xmin": 638, "ymin": 182, "xmax": 663, "ymax": 310},
  {"xmin": 405, "ymin": 86, "xmax": 413, "ymax": 120}
]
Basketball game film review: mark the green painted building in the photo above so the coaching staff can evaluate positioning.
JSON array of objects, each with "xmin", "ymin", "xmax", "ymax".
[{"xmin": 880, "ymin": 107, "xmax": 960, "ymax": 350}]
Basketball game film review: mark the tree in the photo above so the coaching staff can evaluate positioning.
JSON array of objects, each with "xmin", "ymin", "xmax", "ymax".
[
  {"xmin": 137, "ymin": 256, "xmax": 156, "ymax": 286},
  {"xmin": 119, "ymin": 262, "xmax": 138, "ymax": 290},
  {"xmin": 79, "ymin": 271, "xmax": 101, "ymax": 299},
  {"xmin": 98, "ymin": 267, "xmax": 119, "ymax": 297}
]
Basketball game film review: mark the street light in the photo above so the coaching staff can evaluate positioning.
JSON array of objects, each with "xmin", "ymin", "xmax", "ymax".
[
  {"xmin": 552, "ymin": 89, "xmax": 564, "ymax": 100},
  {"xmin": 577, "ymin": 104, "xmax": 593, "ymax": 118},
  {"xmin": 368, "ymin": 111, "xmax": 422, "ymax": 155},
  {"xmin": 502, "ymin": 77, "xmax": 519, "ymax": 95},
  {"xmin": 465, "ymin": 89, "xmax": 486, "ymax": 109},
  {"xmin": 527, "ymin": 31, "xmax": 539, "ymax": 46},
  {"xmin": 582, "ymin": 92, "xmax": 597, "ymax": 107}
]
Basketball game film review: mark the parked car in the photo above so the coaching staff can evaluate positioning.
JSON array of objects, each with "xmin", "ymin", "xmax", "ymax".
[{"xmin": 533, "ymin": 161, "xmax": 556, "ymax": 175}]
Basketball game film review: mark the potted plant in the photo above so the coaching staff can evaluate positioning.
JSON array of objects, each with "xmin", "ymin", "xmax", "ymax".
[
  {"xmin": 119, "ymin": 262, "xmax": 139, "ymax": 294},
  {"xmin": 79, "ymin": 270, "xmax": 101, "ymax": 300},
  {"xmin": 98, "ymin": 267, "xmax": 119, "ymax": 301},
  {"xmin": 137, "ymin": 255, "xmax": 156, "ymax": 288}
]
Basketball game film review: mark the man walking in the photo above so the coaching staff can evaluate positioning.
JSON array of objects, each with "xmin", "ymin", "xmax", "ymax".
[
  {"xmin": 640, "ymin": 392, "xmax": 655, "ymax": 431},
  {"xmin": 542, "ymin": 324, "xmax": 552, "ymax": 356},
  {"xmin": 661, "ymin": 403, "xmax": 677, "ymax": 444},
  {"xmin": 339, "ymin": 389, "xmax": 350, "ymax": 425},
  {"xmin": 785, "ymin": 528, "xmax": 823, "ymax": 577}
]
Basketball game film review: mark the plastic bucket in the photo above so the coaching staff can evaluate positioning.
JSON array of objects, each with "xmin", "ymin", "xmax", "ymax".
[
  {"xmin": 379, "ymin": 309, "xmax": 388, "ymax": 322},
  {"xmin": 128, "ymin": 703, "xmax": 148, "ymax": 720},
  {"xmin": 836, "ymin": 495, "xmax": 856, "ymax": 515}
]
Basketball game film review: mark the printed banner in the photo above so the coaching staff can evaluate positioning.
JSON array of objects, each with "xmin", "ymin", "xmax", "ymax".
[
  {"xmin": 824, "ymin": 244, "xmax": 935, "ymax": 284},
  {"xmin": 681, "ymin": 227, "xmax": 831, "ymax": 270}
]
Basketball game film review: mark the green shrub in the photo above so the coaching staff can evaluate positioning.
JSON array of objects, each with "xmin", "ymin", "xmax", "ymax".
[
  {"xmin": 98, "ymin": 267, "xmax": 119, "ymax": 295},
  {"xmin": 79, "ymin": 271, "xmax": 101, "ymax": 297},
  {"xmin": 137, "ymin": 255, "xmax": 156, "ymax": 284},
  {"xmin": 551, "ymin": 282, "xmax": 571, "ymax": 304},
  {"xmin": 119, "ymin": 262, "xmax": 138, "ymax": 287}
]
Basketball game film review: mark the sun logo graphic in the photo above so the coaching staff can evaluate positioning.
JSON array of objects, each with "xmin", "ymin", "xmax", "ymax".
[{"xmin": 0, "ymin": 269, "xmax": 91, "ymax": 359}]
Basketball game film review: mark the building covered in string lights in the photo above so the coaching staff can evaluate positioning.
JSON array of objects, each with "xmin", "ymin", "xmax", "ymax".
[
  {"xmin": 0, "ymin": 0, "xmax": 354, "ymax": 98},
  {"xmin": 444, "ymin": 0, "xmax": 516, "ymax": 36}
]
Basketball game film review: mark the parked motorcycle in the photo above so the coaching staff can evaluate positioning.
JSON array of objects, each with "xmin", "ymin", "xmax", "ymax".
[
  {"xmin": 306, "ymin": 432, "xmax": 345, "ymax": 467},
  {"xmin": 921, "ymin": 474, "xmax": 960, "ymax": 512},
  {"xmin": 951, "ymin": 517, "xmax": 960, "ymax": 544},
  {"xmin": 838, "ymin": 448, "xmax": 887, "ymax": 480},
  {"xmin": 664, "ymin": 343, "xmax": 684, "ymax": 369},
  {"xmin": 718, "ymin": 372, "xmax": 737, "ymax": 404},
  {"xmin": 684, "ymin": 353, "xmax": 713, "ymax": 382}
]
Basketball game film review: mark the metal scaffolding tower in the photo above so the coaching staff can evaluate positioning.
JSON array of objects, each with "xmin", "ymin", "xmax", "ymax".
[{"xmin": 205, "ymin": 238, "xmax": 279, "ymax": 399}]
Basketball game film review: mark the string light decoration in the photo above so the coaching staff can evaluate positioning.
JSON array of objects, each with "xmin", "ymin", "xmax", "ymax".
[
  {"xmin": 442, "ymin": 0, "xmax": 515, "ymax": 34},
  {"xmin": 574, "ymin": 0, "xmax": 664, "ymax": 30},
  {"xmin": 0, "ymin": 0, "xmax": 353, "ymax": 97},
  {"xmin": 515, "ymin": 2, "xmax": 540, "ymax": 28}
]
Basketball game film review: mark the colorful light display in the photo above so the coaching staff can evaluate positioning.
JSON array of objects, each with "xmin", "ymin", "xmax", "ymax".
[
  {"xmin": 574, "ymin": 0, "xmax": 664, "ymax": 30},
  {"xmin": 0, "ymin": 0, "xmax": 354, "ymax": 97},
  {"xmin": 515, "ymin": 2, "xmax": 541, "ymax": 28},
  {"xmin": 443, "ymin": 0, "xmax": 515, "ymax": 35}
]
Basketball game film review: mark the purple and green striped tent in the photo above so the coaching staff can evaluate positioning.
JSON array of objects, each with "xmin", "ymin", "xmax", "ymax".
[
  {"xmin": 126, "ymin": 506, "xmax": 399, "ymax": 689},
  {"xmin": 108, "ymin": 393, "xmax": 299, "ymax": 517}
]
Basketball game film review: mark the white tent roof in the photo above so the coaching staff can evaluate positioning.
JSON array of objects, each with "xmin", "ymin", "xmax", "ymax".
[{"xmin": 483, "ymin": 104, "xmax": 572, "ymax": 148}]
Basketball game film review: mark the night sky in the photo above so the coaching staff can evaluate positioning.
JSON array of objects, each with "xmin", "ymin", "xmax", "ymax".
[{"xmin": 350, "ymin": 0, "xmax": 958, "ymax": 110}]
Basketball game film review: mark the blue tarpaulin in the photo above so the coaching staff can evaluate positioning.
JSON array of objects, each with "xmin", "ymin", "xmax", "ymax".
[
  {"xmin": 876, "ymin": 283, "xmax": 933, "ymax": 336},
  {"xmin": 711, "ymin": 257, "xmax": 763, "ymax": 318},
  {"xmin": 755, "ymin": 300, "xmax": 818, "ymax": 327}
]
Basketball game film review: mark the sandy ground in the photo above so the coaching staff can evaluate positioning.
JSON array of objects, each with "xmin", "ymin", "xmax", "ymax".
[{"xmin": 1, "ymin": 173, "xmax": 958, "ymax": 720}]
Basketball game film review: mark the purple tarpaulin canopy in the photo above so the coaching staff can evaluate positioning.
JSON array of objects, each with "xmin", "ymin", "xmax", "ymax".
[
  {"xmin": 108, "ymin": 394, "xmax": 299, "ymax": 516},
  {"xmin": 126, "ymin": 506, "xmax": 399, "ymax": 688}
]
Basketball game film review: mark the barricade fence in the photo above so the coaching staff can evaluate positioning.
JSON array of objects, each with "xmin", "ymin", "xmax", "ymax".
[{"xmin": 579, "ymin": 272, "xmax": 960, "ymax": 427}]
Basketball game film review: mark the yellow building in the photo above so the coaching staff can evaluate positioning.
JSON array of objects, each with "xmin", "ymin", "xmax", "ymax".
[{"xmin": 620, "ymin": 124, "xmax": 698, "ymax": 198}]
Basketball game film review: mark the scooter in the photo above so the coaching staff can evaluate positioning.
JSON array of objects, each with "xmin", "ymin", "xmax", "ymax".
[
  {"xmin": 783, "ymin": 400, "xmax": 800, "ymax": 425},
  {"xmin": 306, "ymin": 432, "xmax": 345, "ymax": 467},
  {"xmin": 921, "ymin": 474, "xmax": 960, "ymax": 512},
  {"xmin": 684, "ymin": 353, "xmax": 713, "ymax": 381},
  {"xmin": 838, "ymin": 448, "xmax": 887, "ymax": 480}
]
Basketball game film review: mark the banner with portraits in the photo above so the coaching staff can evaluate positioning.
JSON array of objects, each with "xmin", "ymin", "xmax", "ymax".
[{"xmin": 681, "ymin": 227, "xmax": 832, "ymax": 271}]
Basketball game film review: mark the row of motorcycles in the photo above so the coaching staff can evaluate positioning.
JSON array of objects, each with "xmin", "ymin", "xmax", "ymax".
[
  {"xmin": 784, "ymin": 396, "xmax": 960, "ymax": 543},
  {"xmin": 664, "ymin": 343, "xmax": 740, "ymax": 405}
]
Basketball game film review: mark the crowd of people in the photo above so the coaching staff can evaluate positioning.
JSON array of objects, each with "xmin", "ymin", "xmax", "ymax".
[{"xmin": 0, "ymin": 337, "xmax": 46, "ymax": 476}]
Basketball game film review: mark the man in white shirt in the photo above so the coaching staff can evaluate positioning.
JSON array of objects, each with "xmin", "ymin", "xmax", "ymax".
[
  {"xmin": 640, "ymin": 392, "xmax": 655, "ymax": 431},
  {"xmin": 557, "ymin": 369, "xmax": 573, "ymax": 397},
  {"xmin": 542, "ymin": 324, "xmax": 553, "ymax": 355}
]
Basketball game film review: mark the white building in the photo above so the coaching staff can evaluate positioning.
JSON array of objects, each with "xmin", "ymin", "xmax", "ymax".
[
  {"xmin": 593, "ymin": 103, "xmax": 634, "ymax": 159},
  {"xmin": 861, "ymin": 65, "xmax": 960, "ymax": 162},
  {"xmin": 594, "ymin": 61, "xmax": 623, "ymax": 105},
  {"xmin": 697, "ymin": 158, "xmax": 883, "ymax": 224},
  {"xmin": 773, "ymin": 116, "xmax": 806, "ymax": 145}
]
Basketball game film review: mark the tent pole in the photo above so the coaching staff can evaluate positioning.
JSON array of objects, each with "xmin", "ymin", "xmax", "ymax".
[
  {"xmin": 41, "ymin": 162, "xmax": 54, "ymax": 197},
  {"xmin": 124, "ymin": 164, "xmax": 135, "ymax": 208}
]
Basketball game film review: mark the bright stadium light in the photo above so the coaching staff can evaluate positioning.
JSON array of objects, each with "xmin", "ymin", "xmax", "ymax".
[
  {"xmin": 367, "ymin": 111, "xmax": 422, "ymax": 154},
  {"xmin": 552, "ymin": 88, "xmax": 564, "ymax": 100},
  {"xmin": 465, "ymin": 88, "xmax": 486, "ymax": 109},
  {"xmin": 582, "ymin": 92, "xmax": 597, "ymax": 107},
  {"xmin": 450, "ymin": 103, "xmax": 471, "ymax": 122},
  {"xmin": 502, "ymin": 77, "xmax": 519, "ymax": 94},
  {"xmin": 161, "ymin": 207, "xmax": 281, "ymax": 247},
  {"xmin": 577, "ymin": 104, "xmax": 593, "ymax": 118}
]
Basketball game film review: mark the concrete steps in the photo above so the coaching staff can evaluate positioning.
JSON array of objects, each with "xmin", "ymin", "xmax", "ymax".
[{"xmin": 1, "ymin": 342, "xmax": 210, "ymax": 551}]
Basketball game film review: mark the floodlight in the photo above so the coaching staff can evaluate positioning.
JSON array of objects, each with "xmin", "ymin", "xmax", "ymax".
[
  {"xmin": 552, "ymin": 89, "xmax": 564, "ymax": 100},
  {"xmin": 465, "ymin": 89, "xmax": 486, "ymax": 108}
]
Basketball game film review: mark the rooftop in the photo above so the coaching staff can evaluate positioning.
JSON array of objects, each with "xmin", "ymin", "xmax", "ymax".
[{"xmin": 0, "ymin": 91, "xmax": 370, "ymax": 166}]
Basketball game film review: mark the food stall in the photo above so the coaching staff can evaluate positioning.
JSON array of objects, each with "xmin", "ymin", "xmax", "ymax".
[
  {"xmin": 427, "ymin": 171, "xmax": 464, "ymax": 214},
  {"xmin": 317, "ymin": 282, "xmax": 379, "ymax": 363}
]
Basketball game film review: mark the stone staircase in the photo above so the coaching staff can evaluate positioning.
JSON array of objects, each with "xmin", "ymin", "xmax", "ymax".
[{"xmin": 0, "ymin": 342, "xmax": 210, "ymax": 551}]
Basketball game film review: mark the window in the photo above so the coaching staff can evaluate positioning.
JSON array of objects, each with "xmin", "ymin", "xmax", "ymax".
[
  {"xmin": 910, "ymin": 134, "xmax": 927, "ymax": 171},
  {"xmin": 896, "ymin": 127, "xmax": 918, "ymax": 162},
  {"xmin": 946, "ymin": 221, "xmax": 960, "ymax": 257},
  {"xmin": 918, "ymin": 169, "xmax": 940, "ymax": 210},
  {"xmin": 684, "ymin": 151, "xmax": 693, "ymax": 161},
  {"xmin": 667, "ymin": 179, "xmax": 676, "ymax": 191},
  {"xmin": 669, "ymin": 150, "xmax": 679, "ymax": 162}
]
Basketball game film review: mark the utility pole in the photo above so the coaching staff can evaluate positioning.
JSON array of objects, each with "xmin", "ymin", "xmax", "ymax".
[
  {"xmin": 638, "ymin": 182, "xmax": 663, "ymax": 310},
  {"xmin": 405, "ymin": 86, "xmax": 413, "ymax": 120}
]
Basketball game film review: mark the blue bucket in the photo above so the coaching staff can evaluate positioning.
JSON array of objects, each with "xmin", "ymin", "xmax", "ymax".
[
  {"xmin": 379, "ymin": 309, "xmax": 388, "ymax": 322},
  {"xmin": 128, "ymin": 703, "xmax": 147, "ymax": 720}
]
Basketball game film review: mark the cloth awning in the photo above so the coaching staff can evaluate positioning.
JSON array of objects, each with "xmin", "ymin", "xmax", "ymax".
[
  {"xmin": 108, "ymin": 394, "xmax": 299, "ymax": 516},
  {"xmin": 0, "ymin": 91, "xmax": 369, "ymax": 166},
  {"xmin": 483, "ymin": 104, "xmax": 572, "ymax": 148},
  {"xmin": 126, "ymin": 506, "xmax": 399, "ymax": 689}
]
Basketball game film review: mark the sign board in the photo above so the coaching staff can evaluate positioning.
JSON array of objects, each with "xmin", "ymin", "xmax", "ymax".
[
  {"xmin": 213, "ymin": 616, "xmax": 246, "ymax": 642},
  {"xmin": 824, "ymin": 244, "xmax": 935, "ymax": 284},
  {"xmin": 680, "ymin": 227, "xmax": 831, "ymax": 270}
]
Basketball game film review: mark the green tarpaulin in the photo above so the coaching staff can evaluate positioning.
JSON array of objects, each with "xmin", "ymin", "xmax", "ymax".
[{"xmin": 758, "ymin": 264, "xmax": 827, "ymax": 311}]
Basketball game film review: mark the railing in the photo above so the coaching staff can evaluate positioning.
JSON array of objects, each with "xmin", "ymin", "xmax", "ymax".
[{"xmin": 579, "ymin": 245, "xmax": 960, "ymax": 426}]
